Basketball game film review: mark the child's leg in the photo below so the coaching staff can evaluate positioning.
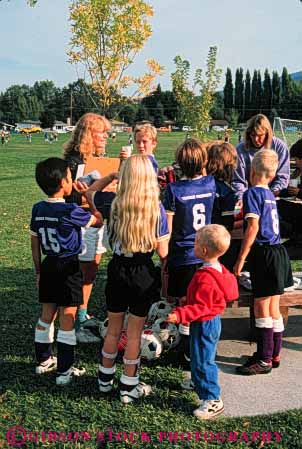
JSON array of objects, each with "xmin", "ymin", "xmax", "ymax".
[
  {"xmin": 35, "ymin": 303, "xmax": 57, "ymax": 368},
  {"xmin": 120, "ymin": 314, "xmax": 151, "ymax": 403},
  {"xmin": 98, "ymin": 312, "xmax": 124, "ymax": 392},
  {"xmin": 57, "ymin": 306, "xmax": 77, "ymax": 374},
  {"xmin": 77, "ymin": 255, "xmax": 101, "ymax": 329},
  {"xmin": 270, "ymin": 295, "xmax": 284, "ymax": 367},
  {"xmin": 190, "ymin": 318, "xmax": 221, "ymax": 401}
]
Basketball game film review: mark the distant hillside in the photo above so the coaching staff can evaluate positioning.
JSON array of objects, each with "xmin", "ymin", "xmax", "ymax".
[{"xmin": 290, "ymin": 71, "xmax": 302, "ymax": 82}]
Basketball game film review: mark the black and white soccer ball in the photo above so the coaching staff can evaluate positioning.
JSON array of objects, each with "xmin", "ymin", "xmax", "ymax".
[
  {"xmin": 140, "ymin": 329, "xmax": 163, "ymax": 360},
  {"xmin": 151, "ymin": 318, "xmax": 181, "ymax": 350},
  {"xmin": 147, "ymin": 301, "xmax": 173, "ymax": 324}
]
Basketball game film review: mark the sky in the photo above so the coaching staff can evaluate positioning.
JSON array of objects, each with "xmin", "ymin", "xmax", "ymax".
[{"xmin": 0, "ymin": 0, "xmax": 302, "ymax": 93}]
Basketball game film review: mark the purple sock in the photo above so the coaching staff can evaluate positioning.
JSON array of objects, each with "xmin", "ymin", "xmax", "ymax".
[
  {"xmin": 57, "ymin": 342, "xmax": 74, "ymax": 374},
  {"xmin": 273, "ymin": 332, "xmax": 283, "ymax": 359},
  {"xmin": 257, "ymin": 328, "xmax": 274, "ymax": 363},
  {"xmin": 35, "ymin": 342, "xmax": 52, "ymax": 364}
]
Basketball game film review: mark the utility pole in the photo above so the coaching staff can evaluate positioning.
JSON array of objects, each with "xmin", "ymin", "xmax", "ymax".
[{"xmin": 70, "ymin": 90, "xmax": 73, "ymax": 126}]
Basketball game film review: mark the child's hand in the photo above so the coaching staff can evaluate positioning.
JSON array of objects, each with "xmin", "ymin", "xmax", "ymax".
[
  {"xmin": 73, "ymin": 180, "xmax": 89, "ymax": 193},
  {"xmin": 166, "ymin": 313, "xmax": 178, "ymax": 324},
  {"xmin": 119, "ymin": 148, "xmax": 130, "ymax": 160}
]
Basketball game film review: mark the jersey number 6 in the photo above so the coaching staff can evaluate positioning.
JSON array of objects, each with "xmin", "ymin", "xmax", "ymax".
[{"xmin": 192, "ymin": 203, "xmax": 206, "ymax": 231}]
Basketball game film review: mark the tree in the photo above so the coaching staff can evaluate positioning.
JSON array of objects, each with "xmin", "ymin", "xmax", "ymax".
[
  {"xmin": 272, "ymin": 70, "xmax": 280, "ymax": 112},
  {"xmin": 68, "ymin": 0, "xmax": 163, "ymax": 113},
  {"xmin": 119, "ymin": 104, "xmax": 137, "ymax": 126},
  {"xmin": 172, "ymin": 46, "xmax": 222, "ymax": 140},
  {"xmin": 234, "ymin": 68, "xmax": 244, "ymax": 120},
  {"xmin": 135, "ymin": 104, "xmax": 149, "ymax": 123},
  {"xmin": 262, "ymin": 69, "xmax": 272, "ymax": 116},
  {"xmin": 223, "ymin": 68, "xmax": 233, "ymax": 115},
  {"xmin": 244, "ymin": 70, "xmax": 251, "ymax": 120},
  {"xmin": 250, "ymin": 70, "xmax": 258, "ymax": 117},
  {"xmin": 256, "ymin": 70, "xmax": 262, "ymax": 113},
  {"xmin": 210, "ymin": 92, "xmax": 224, "ymax": 120},
  {"xmin": 153, "ymin": 101, "xmax": 165, "ymax": 128}
]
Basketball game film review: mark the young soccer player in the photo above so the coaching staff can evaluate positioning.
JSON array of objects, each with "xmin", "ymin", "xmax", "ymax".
[
  {"xmin": 234, "ymin": 149, "xmax": 293, "ymax": 374},
  {"xmin": 96, "ymin": 155, "xmax": 169, "ymax": 403},
  {"xmin": 120, "ymin": 123, "xmax": 159, "ymax": 173},
  {"xmin": 30, "ymin": 157, "xmax": 101, "ymax": 386},
  {"xmin": 163, "ymin": 138, "xmax": 216, "ymax": 385},
  {"xmin": 167, "ymin": 224, "xmax": 239, "ymax": 420}
]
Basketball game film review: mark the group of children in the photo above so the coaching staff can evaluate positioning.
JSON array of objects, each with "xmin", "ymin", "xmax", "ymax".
[{"xmin": 30, "ymin": 122, "xmax": 292, "ymax": 420}]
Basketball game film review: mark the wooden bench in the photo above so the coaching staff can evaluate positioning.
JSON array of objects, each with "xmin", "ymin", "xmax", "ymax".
[{"xmin": 227, "ymin": 283, "xmax": 302, "ymax": 325}]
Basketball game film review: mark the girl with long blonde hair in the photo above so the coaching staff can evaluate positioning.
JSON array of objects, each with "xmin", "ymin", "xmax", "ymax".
[{"xmin": 98, "ymin": 155, "xmax": 169, "ymax": 403}]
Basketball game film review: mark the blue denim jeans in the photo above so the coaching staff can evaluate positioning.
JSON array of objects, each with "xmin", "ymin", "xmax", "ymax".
[{"xmin": 190, "ymin": 316, "xmax": 221, "ymax": 400}]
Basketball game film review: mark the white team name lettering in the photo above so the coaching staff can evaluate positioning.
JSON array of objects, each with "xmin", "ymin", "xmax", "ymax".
[
  {"xmin": 35, "ymin": 217, "xmax": 59, "ymax": 222},
  {"xmin": 264, "ymin": 200, "xmax": 276, "ymax": 205},
  {"xmin": 181, "ymin": 193, "xmax": 212, "ymax": 201}
]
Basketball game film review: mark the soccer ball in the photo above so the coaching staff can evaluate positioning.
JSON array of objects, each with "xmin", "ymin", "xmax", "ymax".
[
  {"xmin": 152, "ymin": 318, "xmax": 181, "ymax": 350},
  {"xmin": 140, "ymin": 329, "xmax": 163, "ymax": 360},
  {"xmin": 147, "ymin": 301, "xmax": 173, "ymax": 324},
  {"xmin": 99, "ymin": 318, "xmax": 109, "ymax": 338},
  {"xmin": 99, "ymin": 314, "xmax": 129, "ymax": 339}
]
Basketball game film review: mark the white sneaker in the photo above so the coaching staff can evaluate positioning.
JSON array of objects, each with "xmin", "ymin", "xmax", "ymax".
[
  {"xmin": 120, "ymin": 382, "xmax": 152, "ymax": 404},
  {"xmin": 193, "ymin": 398, "xmax": 224, "ymax": 420},
  {"xmin": 36, "ymin": 356, "xmax": 57, "ymax": 374},
  {"xmin": 56, "ymin": 366, "xmax": 86, "ymax": 386},
  {"xmin": 180, "ymin": 371, "xmax": 195, "ymax": 390},
  {"xmin": 76, "ymin": 327, "xmax": 101, "ymax": 343}
]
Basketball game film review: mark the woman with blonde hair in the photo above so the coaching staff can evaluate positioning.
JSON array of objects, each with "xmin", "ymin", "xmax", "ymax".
[
  {"xmin": 63, "ymin": 113, "xmax": 111, "ymax": 342},
  {"xmin": 98, "ymin": 155, "xmax": 169, "ymax": 403},
  {"xmin": 232, "ymin": 114, "xmax": 290, "ymax": 200}
]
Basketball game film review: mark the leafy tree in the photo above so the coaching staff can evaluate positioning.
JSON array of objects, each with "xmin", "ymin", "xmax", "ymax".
[
  {"xmin": 172, "ymin": 46, "xmax": 222, "ymax": 139},
  {"xmin": 244, "ymin": 70, "xmax": 251, "ymax": 120},
  {"xmin": 68, "ymin": 0, "xmax": 163, "ymax": 112},
  {"xmin": 153, "ymin": 101, "xmax": 165, "ymax": 128},
  {"xmin": 135, "ymin": 104, "xmax": 149, "ymax": 123},
  {"xmin": 40, "ymin": 109, "xmax": 56, "ymax": 129},
  {"xmin": 119, "ymin": 104, "xmax": 137, "ymax": 126},
  {"xmin": 223, "ymin": 68, "xmax": 233, "ymax": 115},
  {"xmin": 210, "ymin": 92, "xmax": 224, "ymax": 120}
]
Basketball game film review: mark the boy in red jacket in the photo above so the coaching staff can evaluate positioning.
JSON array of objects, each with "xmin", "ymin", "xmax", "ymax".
[{"xmin": 167, "ymin": 224, "xmax": 238, "ymax": 420}]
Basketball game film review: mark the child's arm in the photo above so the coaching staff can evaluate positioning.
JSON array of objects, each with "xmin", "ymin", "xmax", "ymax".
[
  {"xmin": 31, "ymin": 235, "xmax": 41, "ymax": 286},
  {"xmin": 234, "ymin": 217, "xmax": 259, "ymax": 276}
]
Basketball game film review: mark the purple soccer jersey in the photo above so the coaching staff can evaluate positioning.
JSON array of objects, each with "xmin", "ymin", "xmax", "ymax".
[
  {"xmin": 243, "ymin": 186, "xmax": 281, "ymax": 245},
  {"xmin": 163, "ymin": 176, "xmax": 216, "ymax": 267},
  {"xmin": 30, "ymin": 199, "xmax": 92, "ymax": 257}
]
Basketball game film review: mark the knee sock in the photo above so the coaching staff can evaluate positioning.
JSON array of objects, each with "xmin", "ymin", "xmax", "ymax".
[
  {"xmin": 255, "ymin": 317, "xmax": 273, "ymax": 363},
  {"xmin": 75, "ymin": 308, "xmax": 87, "ymax": 331},
  {"xmin": 98, "ymin": 349, "xmax": 117, "ymax": 387},
  {"xmin": 35, "ymin": 319, "xmax": 54, "ymax": 363},
  {"xmin": 57, "ymin": 329, "xmax": 76, "ymax": 374},
  {"xmin": 273, "ymin": 316, "xmax": 284, "ymax": 359}
]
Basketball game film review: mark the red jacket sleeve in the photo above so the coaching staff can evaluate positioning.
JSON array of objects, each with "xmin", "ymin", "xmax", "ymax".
[{"xmin": 172, "ymin": 281, "xmax": 220, "ymax": 325}]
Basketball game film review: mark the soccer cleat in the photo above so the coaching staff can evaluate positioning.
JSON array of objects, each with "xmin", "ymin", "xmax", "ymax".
[
  {"xmin": 236, "ymin": 359, "xmax": 272, "ymax": 375},
  {"xmin": 120, "ymin": 382, "xmax": 152, "ymax": 404},
  {"xmin": 272, "ymin": 355, "xmax": 281, "ymax": 368},
  {"xmin": 193, "ymin": 398, "xmax": 224, "ymax": 420},
  {"xmin": 56, "ymin": 366, "xmax": 86, "ymax": 386},
  {"xmin": 76, "ymin": 327, "xmax": 101, "ymax": 344},
  {"xmin": 35, "ymin": 356, "xmax": 57, "ymax": 374},
  {"xmin": 180, "ymin": 371, "xmax": 195, "ymax": 391},
  {"xmin": 98, "ymin": 364, "xmax": 116, "ymax": 393}
]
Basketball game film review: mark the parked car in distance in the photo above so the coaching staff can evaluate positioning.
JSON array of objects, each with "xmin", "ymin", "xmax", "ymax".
[{"xmin": 182, "ymin": 125, "xmax": 193, "ymax": 132}]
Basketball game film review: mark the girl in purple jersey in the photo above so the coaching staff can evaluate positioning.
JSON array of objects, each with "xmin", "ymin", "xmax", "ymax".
[{"xmin": 234, "ymin": 150, "xmax": 293, "ymax": 375}]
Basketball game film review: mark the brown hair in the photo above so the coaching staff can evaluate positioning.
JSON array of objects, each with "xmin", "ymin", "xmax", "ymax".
[
  {"xmin": 207, "ymin": 142, "xmax": 238, "ymax": 183},
  {"xmin": 245, "ymin": 114, "xmax": 273, "ymax": 150},
  {"xmin": 63, "ymin": 113, "xmax": 111, "ymax": 162},
  {"xmin": 175, "ymin": 138, "xmax": 208, "ymax": 178}
]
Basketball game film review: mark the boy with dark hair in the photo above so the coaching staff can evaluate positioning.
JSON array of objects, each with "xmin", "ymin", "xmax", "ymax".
[
  {"xmin": 234, "ymin": 149, "xmax": 293, "ymax": 374},
  {"xmin": 167, "ymin": 224, "xmax": 238, "ymax": 419},
  {"xmin": 31, "ymin": 157, "xmax": 101, "ymax": 386}
]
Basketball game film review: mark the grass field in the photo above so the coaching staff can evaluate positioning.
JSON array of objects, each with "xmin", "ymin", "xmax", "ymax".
[{"xmin": 0, "ymin": 132, "xmax": 301, "ymax": 449}]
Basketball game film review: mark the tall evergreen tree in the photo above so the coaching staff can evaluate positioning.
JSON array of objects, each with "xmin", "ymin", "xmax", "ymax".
[
  {"xmin": 281, "ymin": 67, "xmax": 291, "ymax": 117},
  {"xmin": 263, "ymin": 69, "xmax": 272, "ymax": 116},
  {"xmin": 153, "ymin": 101, "xmax": 165, "ymax": 128},
  {"xmin": 272, "ymin": 71, "xmax": 281, "ymax": 112},
  {"xmin": 250, "ymin": 70, "xmax": 258, "ymax": 117},
  {"xmin": 223, "ymin": 68, "xmax": 233, "ymax": 116},
  {"xmin": 256, "ymin": 70, "xmax": 262, "ymax": 113},
  {"xmin": 234, "ymin": 68, "xmax": 244, "ymax": 120},
  {"xmin": 244, "ymin": 70, "xmax": 251, "ymax": 120}
]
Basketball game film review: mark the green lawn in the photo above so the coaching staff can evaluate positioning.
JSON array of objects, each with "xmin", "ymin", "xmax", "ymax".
[{"xmin": 0, "ymin": 132, "xmax": 301, "ymax": 449}]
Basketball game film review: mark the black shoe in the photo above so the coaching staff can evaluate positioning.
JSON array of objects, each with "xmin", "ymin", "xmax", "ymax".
[
  {"xmin": 272, "ymin": 355, "xmax": 281, "ymax": 368},
  {"xmin": 236, "ymin": 358, "xmax": 272, "ymax": 375}
]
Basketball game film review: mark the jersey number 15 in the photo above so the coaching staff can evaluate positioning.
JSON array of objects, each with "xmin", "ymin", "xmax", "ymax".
[{"xmin": 39, "ymin": 228, "xmax": 60, "ymax": 253}]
